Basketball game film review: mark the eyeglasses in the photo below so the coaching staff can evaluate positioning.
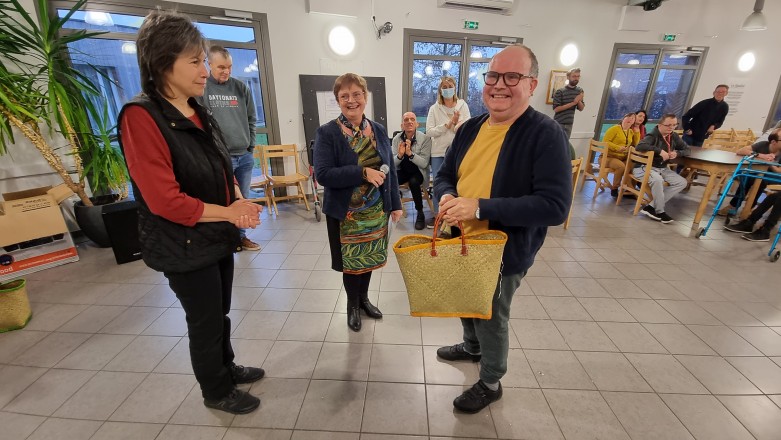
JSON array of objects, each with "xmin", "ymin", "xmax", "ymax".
[
  {"xmin": 482, "ymin": 71, "xmax": 535, "ymax": 86},
  {"xmin": 338, "ymin": 92, "xmax": 365, "ymax": 102},
  {"xmin": 659, "ymin": 123, "xmax": 679, "ymax": 128}
]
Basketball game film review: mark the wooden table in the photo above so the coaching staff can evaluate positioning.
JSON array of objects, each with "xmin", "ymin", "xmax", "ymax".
[{"xmin": 674, "ymin": 147, "xmax": 765, "ymax": 226}]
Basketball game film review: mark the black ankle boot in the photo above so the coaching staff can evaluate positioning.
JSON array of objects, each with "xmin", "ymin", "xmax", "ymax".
[
  {"xmin": 415, "ymin": 210, "xmax": 426, "ymax": 230},
  {"xmin": 360, "ymin": 298, "xmax": 383, "ymax": 319},
  {"xmin": 347, "ymin": 306, "xmax": 361, "ymax": 331}
]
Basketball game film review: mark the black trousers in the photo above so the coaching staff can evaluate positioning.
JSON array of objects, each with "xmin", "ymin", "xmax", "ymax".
[
  {"xmin": 730, "ymin": 178, "xmax": 767, "ymax": 208},
  {"xmin": 397, "ymin": 166, "xmax": 424, "ymax": 211},
  {"xmin": 749, "ymin": 191, "xmax": 781, "ymax": 230},
  {"xmin": 165, "ymin": 255, "xmax": 235, "ymax": 400}
]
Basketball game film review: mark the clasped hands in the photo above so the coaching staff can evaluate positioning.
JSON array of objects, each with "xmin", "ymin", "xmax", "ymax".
[
  {"xmin": 438, "ymin": 194, "xmax": 479, "ymax": 226},
  {"xmin": 397, "ymin": 140, "xmax": 413, "ymax": 158},
  {"xmin": 228, "ymin": 199, "xmax": 263, "ymax": 229}
]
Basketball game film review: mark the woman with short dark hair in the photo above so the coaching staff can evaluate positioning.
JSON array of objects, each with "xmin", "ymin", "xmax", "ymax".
[
  {"xmin": 314, "ymin": 73, "xmax": 402, "ymax": 332},
  {"xmin": 117, "ymin": 10, "xmax": 264, "ymax": 415}
]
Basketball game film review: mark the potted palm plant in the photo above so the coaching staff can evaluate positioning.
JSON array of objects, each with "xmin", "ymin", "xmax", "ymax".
[{"xmin": 0, "ymin": 0, "xmax": 129, "ymax": 246}]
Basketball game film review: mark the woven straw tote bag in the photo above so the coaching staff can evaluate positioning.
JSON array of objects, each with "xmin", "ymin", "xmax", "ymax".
[
  {"xmin": 393, "ymin": 214, "xmax": 507, "ymax": 319},
  {"xmin": 0, "ymin": 279, "xmax": 32, "ymax": 332}
]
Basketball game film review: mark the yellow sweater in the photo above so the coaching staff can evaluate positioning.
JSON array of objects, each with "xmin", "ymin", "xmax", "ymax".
[
  {"xmin": 603, "ymin": 125, "xmax": 640, "ymax": 161},
  {"xmin": 456, "ymin": 122, "xmax": 509, "ymax": 234}
]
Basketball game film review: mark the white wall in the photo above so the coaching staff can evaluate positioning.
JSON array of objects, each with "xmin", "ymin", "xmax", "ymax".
[
  {"xmin": 182, "ymin": 0, "xmax": 781, "ymax": 152},
  {"xmin": 4, "ymin": 0, "xmax": 780, "ymax": 190}
]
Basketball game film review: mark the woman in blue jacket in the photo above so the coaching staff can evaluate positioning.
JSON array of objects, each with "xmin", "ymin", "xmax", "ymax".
[{"xmin": 313, "ymin": 73, "xmax": 402, "ymax": 332}]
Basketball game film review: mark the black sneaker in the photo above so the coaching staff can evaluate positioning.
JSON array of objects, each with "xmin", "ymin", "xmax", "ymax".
[
  {"xmin": 742, "ymin": 228, "xmax": 771, "ymax": 242},
  {"xmin": 453, "ymin": 380, "xmax": 502, "ymax": 413},
  {"xmin": 436, "ymin": 342, "xmax": 481, "ymax": 362},
  {"xmin": 230, "ymin": 364, "xmax": 265, "ymax": 384},
  {"xmin": 426, "ymin": 217, "xmax": 435, "ymax": 229},
  {"xmin": 657, "ymin": 211, "xmax": 674, "ymax": 224},
  {"xmin": 640, "ymin": 205, "xmax": 661, "ymax": 221},
  {"xmin": 203, "ymin": 388, "xmax": 260, "ymax": 414},
  {"xmin": 611, "ymin": 188, "xmax": 619, "ymax": 198},
  {"xmin": 725, "ymin": 219, "xmax": 755, "ymax": 233}
]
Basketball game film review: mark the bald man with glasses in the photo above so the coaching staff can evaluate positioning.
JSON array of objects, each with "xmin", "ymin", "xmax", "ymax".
[
  {"xmin": 633, "ymin": 113, "xmax": 689, "ymax": 224},
  {"xmin": 433, "ymin": 45, "xmax": 571, "ymax": 414}
]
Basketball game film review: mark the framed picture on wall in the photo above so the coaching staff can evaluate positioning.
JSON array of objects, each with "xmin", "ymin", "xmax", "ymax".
[{"xmin": 546, "ymin": 70, "xmax": 569, "ymax": 105}]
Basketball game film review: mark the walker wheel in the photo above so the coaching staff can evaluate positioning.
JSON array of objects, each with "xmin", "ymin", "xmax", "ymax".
[
  {"xmin": 314, "ymin": 204, "xmax": 322, "ymax": 222},
  {"xmin": 695, "ymin": 228, "xmax": 705, "ymax": 239},
  {"xmin": 771, "ymin": 250, "xmax": 780, "ymax": 263}
]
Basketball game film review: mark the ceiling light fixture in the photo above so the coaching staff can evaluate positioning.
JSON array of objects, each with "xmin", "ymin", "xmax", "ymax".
[{"xmin": 740, "ymin": 0, "xmax": 766, "ymax": 31}]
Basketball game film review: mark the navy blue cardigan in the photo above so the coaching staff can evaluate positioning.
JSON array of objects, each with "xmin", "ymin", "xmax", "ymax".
[
  {"xmin": 313, "ymin": 119, "xmax": 402, "ymax": 220},
  {"xmin": 434, "ymin": 108, "xmax": 572, "ymax": 275}
]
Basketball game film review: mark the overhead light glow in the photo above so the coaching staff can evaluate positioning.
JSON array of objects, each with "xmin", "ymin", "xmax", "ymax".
[
  {"xmin": 627, "ymin": 59, "xmax": 640, "ymax": 65},
  {"xmin": 559, "ymin": 43, "xmax": 579, "ymax": 66},
  {"xmin": 84, "ymin": 11, "xmax": 114, "ymax": 26},
  {"xmin": 328, "ymin": 26, "xmax": 355, "ymax": 56},
  {"xmin": 738, "ymin": 52, "xmax": 756, "ymax": 71}
]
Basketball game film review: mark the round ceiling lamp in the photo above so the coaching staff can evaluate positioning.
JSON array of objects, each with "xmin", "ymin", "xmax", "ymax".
[{"xmin": 328, "ymin": 26, "xmax": 355, "ymax": 56}]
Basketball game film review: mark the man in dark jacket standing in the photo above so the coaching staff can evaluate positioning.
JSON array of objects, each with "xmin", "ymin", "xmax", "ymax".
[
  {"xmin": 634, "ymin": 114, "xmax": 689, "ymax": 223},
  {"xmin": 433, "ymin": 45, "xmax": 571, "ymax": 414},
  {"xmin": 681, "ymin": 85, "xmax": 729, "ymax": 146}
]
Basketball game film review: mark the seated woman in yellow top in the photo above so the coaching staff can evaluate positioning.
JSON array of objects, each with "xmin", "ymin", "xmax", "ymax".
[{"xmin": 602, "ymin": 112, "xmax": 640, "ymax": 197}]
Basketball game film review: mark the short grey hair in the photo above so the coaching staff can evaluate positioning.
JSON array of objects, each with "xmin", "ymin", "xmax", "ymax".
[{"xmin": 567, "ymin": 67, "xmax": 581, "ymax": 77}]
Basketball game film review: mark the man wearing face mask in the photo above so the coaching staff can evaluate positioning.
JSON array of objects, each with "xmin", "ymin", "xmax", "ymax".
[
  {"xmin": 392, "ymin": 112, "xmax": 432, "ymax": 230},
  {"xmin": 552, "ymin": 67, "xmax": 584, "ymax": 138}
]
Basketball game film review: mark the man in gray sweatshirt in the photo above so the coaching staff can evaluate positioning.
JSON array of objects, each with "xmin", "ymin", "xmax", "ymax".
[{"xmin": 203, "ymin": 46, "xmax": 261, "ymax": 251}]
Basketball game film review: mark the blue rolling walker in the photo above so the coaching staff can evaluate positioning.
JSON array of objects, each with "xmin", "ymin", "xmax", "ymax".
[{"xmin": 695, "ymin": 154, "xmax": 781, "ymax": 262}]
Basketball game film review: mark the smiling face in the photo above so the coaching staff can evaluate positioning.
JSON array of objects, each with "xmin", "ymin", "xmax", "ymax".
[
  {"xmin": 401, "ymin": 112, "xmax": 418, "ymax": 134},
  {"xmin": 164, "ymin": 49, "xmax": 209, "ymax": 99},
  {"xmin": 208, "ymin": 52, "xmax": 232, "ymax": 83},
  {"xmin": 337, "ymin": 83, "xmax": 367, "ymax": 126},
  {"xmin": 482, "ymin": 46, "xmax": 538, "ymax": 125}
]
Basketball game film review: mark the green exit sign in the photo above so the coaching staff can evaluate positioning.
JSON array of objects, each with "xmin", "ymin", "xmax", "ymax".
[
  {"xmin": 464, "ymin": 20, "xmax": 479, "ymax": 30},
  {"xmin": 663, "ymin": 34, "xmax": 676, "ymax": 42}
]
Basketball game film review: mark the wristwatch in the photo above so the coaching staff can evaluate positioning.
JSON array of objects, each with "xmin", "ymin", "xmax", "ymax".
[{"xmin": 475, "ymin": 207, "xmax": 481, "ymax": 220}]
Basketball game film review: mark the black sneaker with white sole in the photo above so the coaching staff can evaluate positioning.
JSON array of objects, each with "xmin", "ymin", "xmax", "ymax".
[
  {"xmin": 742, "ymin": 228, "xmax": 771, "ymax": 242},
  {"xmin": 640, "ymin": 205, "xmax": 661, "ymax": 221},
  {"xmin": 657, "ymin": 211, "xmax": 674, "ymax": 224},
  {"xmin": 724, "ymin": 219, "xmax": 755, "ymax": 233}
]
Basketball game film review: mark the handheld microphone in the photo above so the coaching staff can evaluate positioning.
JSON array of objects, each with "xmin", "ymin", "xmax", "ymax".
[{"xmin": 363, "ymin": 164, "xmax": 390, "ymax": 200}]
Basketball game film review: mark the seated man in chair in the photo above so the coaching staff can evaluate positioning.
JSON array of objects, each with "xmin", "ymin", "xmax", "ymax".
[
  {"xmin": 717, "ymin": 129, "xmax": 781, "ymax": 216},
  {"xmin": 634, "ymin": 113, "xmax": 689, "ymax": 224},
  {"xmin": 725, "ymin": 189, "xmax": 781, "ymax": 242},
  {"xmin": 393, "ymin": 112, "xmax": 432, "ymax": 229}
]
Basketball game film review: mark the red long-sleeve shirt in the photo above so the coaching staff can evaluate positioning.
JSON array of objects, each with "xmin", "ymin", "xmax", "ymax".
[{"xmin": 121, "ymin": 106, "xmax": 226, "ymax": 226}]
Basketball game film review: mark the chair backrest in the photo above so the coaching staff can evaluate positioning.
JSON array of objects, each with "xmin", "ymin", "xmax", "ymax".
[
  {"xmin": 626, "ymin": 147, "xmax": 654, "ymax": 172},
  {"xmin": 571, "ymin": 157, "xmax": 583, "ymax": 191},
  {"xmin": 261, "ymin": 144, "xmax": 301, "ymax": 177},
  {"xmin": 252, "ymin": 145, "xmax": 267, "ymax": 176},
  {"xmin": 709, "ymin": 130, "xmax": 734, "ymax": 142},
  {"xmin": 587, "ymin": 139, "xmax": 609, "ymax": 167}
]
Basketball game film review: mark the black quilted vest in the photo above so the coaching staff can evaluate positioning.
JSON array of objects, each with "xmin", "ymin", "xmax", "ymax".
[{"xmin": 117, "ymin": 94, "xmax": 241, "ymax": 274}]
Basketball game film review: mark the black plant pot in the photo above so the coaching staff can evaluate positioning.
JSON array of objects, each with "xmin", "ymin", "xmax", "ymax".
[{"xmin": 73, "ymin": 194, "xmax": 120, "ymax": 248}]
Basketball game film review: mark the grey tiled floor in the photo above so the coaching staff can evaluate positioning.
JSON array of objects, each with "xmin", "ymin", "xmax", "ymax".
[{"xmin": 2, "ymin": 180, "xmax": 781, "ymax": 439}]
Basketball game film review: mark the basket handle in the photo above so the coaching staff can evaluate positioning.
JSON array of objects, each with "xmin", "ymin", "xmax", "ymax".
[{"xmin": 431, "ymin": 212, "xmax": 467, "ymax": 257}]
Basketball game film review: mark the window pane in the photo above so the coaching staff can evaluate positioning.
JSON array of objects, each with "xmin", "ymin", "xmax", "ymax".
[
  {"xmin": 467, "ymin": 62, "xmax": 489, "ymax": 117},
  {"xmin": 59, "ymin": 10, "xmax": 144, "ymax": 33},
  {"xmin": 66, "ymin": 38, "xmax": 141, "ymax": 131},
  {"xmin": 662, "ymin": 53, "xmax": 699, "ymax": 66},
  {"xmin": 648, "ymin": 69, "xmax": 695, "ymax": 119},
  {"xmin": 469, "ymin": 45, "xmax": 502, "ymax": 60},
  {"xmin": 413, "ymin": 42, "xmax": 462, "ymax": 57},
  {"xmin": 604, "ymin": 68, "xmax": 652, "ymax": 120},
  {"xmin": 411, "ymin": 60, "xmax": 461, "ymax": 118},
  {"xmin": 216, "ymin": 48, "xmax": 267, "ymax": 128},
  {"xmin": 616, "ymin": 52, "xmax": 657, "ymax": 65},
  {"xmin": 195, "ymin": 22, "xmax": 255, "ymax": 43}
]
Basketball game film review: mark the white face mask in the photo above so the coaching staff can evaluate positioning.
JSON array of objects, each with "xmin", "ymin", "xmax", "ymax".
[{"xmin": 440, "ymin": 88, "xmax": 456, "ymax": 99}]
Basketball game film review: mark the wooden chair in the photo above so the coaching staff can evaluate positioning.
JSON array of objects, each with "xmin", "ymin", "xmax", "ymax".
[
  {"xmin": 702, "ymin": 139, "xmax": 745, "ymax": 152},
  {"xmin": 399, "ymin": 182, "xmax": 435, "ymax": 217},
  {"xmin": 260, "ymin": 144, "xmax": 310, "ymax": 213},
  {"xmin": 580, "ymin": 140, "xmax": 616, "ymax": 199},
  {"xmin": 708, "ymin": 130, "xmax": 734, "ymax": 142},
  {"xmin": 245, "ymin": 145, "xmax": 274, "ymax": 214},
  {"xmin": 616, "ymin": 147, "xmax": 655, "ymax": 215},
  {"xmin": 564, "ymin": 157, "xmax": 583, "ymax": 230}
]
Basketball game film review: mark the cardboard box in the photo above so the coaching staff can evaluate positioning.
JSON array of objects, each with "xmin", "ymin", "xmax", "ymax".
[{"xmin": 0, "ymin": 184, "xmax": 79, "ymax": 281}]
